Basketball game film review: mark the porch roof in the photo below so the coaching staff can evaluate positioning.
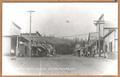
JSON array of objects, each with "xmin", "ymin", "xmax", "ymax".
[{"xmin": 19, "ymin": 36, "xmax": 29, "ymax": 42}]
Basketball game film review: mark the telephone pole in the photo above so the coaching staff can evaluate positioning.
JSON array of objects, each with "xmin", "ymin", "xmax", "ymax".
[{"xmin": 27, "ymin": 10, "xmax": 35, "ymax": 57}]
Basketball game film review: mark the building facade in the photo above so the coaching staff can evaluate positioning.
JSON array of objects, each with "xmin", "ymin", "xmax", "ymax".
[
  {"xmin": 3, "ymin": 22, "xmax": 21, "ymax": 56},
  {"xmin": 20, "ymin": 32, "xmax": 56, "ymax": 57},
  {"xmin": 95, "ymin": 14, "xmax": 118, "ymax": 58}
]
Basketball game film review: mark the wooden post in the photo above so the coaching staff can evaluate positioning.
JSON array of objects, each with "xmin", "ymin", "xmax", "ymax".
[{"xmin": 16, "ymin": 36, "xmax": 19, "ymax": 56}]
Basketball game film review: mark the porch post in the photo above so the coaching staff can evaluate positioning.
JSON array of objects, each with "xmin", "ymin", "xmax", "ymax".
[{"xmin": 16, "ymin": 36, "xmax": 19, "ymax": 56}]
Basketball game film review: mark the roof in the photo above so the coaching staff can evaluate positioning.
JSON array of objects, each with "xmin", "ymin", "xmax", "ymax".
[
  {"xmin": 94, "ymin": 14, "xmax": 105, "ymax": 25},
  {"xmin": 21, "ymin": 31, "xmax": 41, "ymax": 37},
  {"xmin": 3, "ymin": 35, "xmax": 18, "ymax": 37},
  {"xmin": 19, "ymin": 36, "xmax": 29, "ymax": 42},
  {"xmin": 103, "ymin": 29, "xmax": 115, "ymax": 39},
  {"xmin": 104, "ymin": 27, "xmax": 118, "ymax": 29},
  {"xmin": 12, "ymin": 22, "xmax": 21, "ymax": 30},
  {"xmin": 3, "ymin": 35, "xmax": 28, "ymax": 42},
  {"xmin": 98, "ymin": 14, "xmax": 104, "ymax": 21}
]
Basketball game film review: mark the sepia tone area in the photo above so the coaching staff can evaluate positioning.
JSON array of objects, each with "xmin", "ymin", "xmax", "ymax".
[
  {"xmin": 3, "ymin": 0, "xmax": 114, "ymax": 2},
  {"xmin": 0, "ymin": 2, "xmax": 2, "ymax": 77},
  {"xmin": 2, "ymin": 3, "xmax": 118, "ymax": 76},
  {"xmin": 0, "ymin": 1, "xmax": 120, "ymax": 77},
  {"xmin": 118, "ymin": 0, "xmax": 120, "ymax": 76}
]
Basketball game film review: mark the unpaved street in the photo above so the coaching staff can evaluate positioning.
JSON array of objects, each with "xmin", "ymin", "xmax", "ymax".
[{"xmin": 3, "ymin": 55, "xmax": 117, "ymax": 75}]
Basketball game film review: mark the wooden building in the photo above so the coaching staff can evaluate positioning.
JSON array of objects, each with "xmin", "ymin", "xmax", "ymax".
[
  {"xmin": 3, "ymin": 22, "xmax": 21, "ymax": 56},
  {"xmin": 94, "ymin": 14, "xmax": 118, "ymax": 58}
]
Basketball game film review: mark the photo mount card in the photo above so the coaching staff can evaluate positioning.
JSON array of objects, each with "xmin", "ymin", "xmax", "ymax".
[{"xmin": 2, "ymin": 3, "xmax": 118, "ymax": 76}]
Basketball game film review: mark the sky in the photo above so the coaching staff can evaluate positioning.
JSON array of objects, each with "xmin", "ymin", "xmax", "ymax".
[{"xmin": 3, "ymin": 3, "xmax": 118, "ymax": 38}]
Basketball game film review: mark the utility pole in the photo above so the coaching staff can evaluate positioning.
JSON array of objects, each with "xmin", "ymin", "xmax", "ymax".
[
  {"xmin": 27, "ymin": 10, "xmax": 35, "ymax": 57},
  {"xmin": 94, "ymin": 14, "xmax": 104, "ymax": 56}
]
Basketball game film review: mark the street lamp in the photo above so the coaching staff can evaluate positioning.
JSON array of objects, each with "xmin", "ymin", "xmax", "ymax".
[{"xmin": 27, "ymin": 10, "xmax": 35, "ymax": 57}]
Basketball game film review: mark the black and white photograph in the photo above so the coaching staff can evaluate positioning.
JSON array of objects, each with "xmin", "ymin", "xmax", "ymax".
[{"xmin": 2, "ymin": 3, "xmax": 118, "ymax": 75}]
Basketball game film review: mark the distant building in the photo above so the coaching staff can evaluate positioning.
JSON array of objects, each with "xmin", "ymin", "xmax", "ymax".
[{"xmin": 88, "ymin": 32, "xmax": 99, "ymax": 46}]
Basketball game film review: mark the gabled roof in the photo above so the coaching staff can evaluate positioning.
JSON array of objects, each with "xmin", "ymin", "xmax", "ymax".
[{"xmin": 12, "ymin": 22, "xmax": 21, "ymax": 30}]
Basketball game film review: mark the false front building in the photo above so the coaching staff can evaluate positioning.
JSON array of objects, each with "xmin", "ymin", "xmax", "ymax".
[{"xmin": 94, "ymin": 14, "xmax": 118, "ymax": 59}]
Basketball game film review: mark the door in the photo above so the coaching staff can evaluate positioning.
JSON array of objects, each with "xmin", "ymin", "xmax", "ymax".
[{"xmin": 109, "ymin": 42, "xmax": 112, "ymax": 52}]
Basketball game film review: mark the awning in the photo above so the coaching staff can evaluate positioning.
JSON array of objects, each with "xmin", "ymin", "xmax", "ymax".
[{"xmin": 19, "ymin": 36, "xmax": 29, "ymax": 42}]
